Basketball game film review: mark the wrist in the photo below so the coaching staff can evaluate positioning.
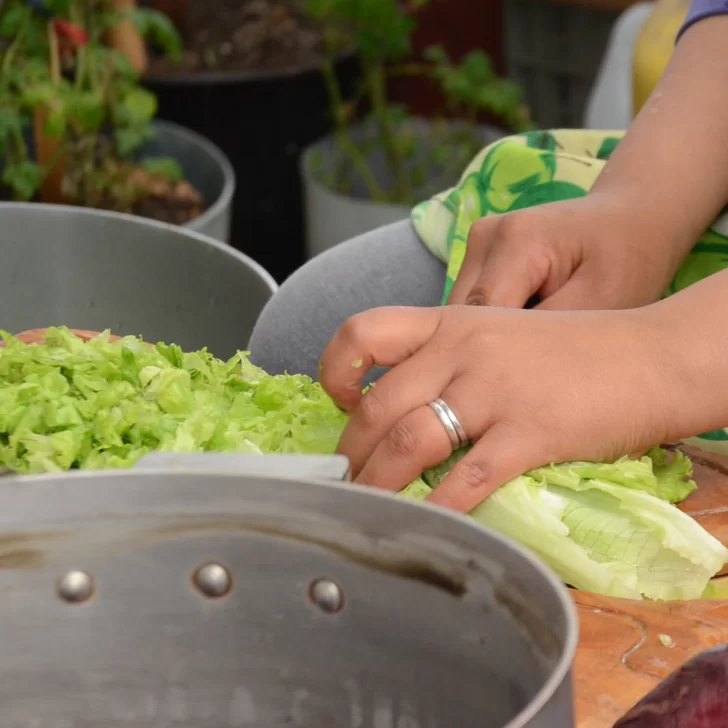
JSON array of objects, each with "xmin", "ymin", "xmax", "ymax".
[
  {"xmin": 582, "ymin": 188, "xmax": 696, "ymax": 299},
  {"xmin": 640, "ymin": 271, "xmax": 728, "ymax": 441},
  {"xmin": 587, "ymin": 186, "xmax": 696, "ymax": 272}
]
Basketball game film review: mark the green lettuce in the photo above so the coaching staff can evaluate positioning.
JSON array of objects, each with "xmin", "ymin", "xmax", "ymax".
[
  {"xmin": 0, "ymin": 327, "xmax": 347, "ymax": 472},
  {"xmin": 402, "ymin": 448, "xmax": 727, "ymax": 601}
]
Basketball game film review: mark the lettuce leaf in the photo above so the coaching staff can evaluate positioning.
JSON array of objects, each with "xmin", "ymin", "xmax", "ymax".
[{"xmin": 401, "ymin": 448, "xmax": 727, "ymax": 601}]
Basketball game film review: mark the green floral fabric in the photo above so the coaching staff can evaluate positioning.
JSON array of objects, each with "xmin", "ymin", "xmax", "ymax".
[{"xmin": 411, "ymin": 129, "xmax": 728, "ymax": 454}]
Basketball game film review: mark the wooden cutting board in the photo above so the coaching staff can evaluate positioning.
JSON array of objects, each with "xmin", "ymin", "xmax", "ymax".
[{"xmin": 574, "ymin": 446, "xmax": 728, "ymax": 727}]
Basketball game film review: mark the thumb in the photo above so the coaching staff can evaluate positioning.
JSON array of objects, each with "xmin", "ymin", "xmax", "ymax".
[{"xmin": 447, "ymin": 219, "xmax": 493, "ymax": 305}]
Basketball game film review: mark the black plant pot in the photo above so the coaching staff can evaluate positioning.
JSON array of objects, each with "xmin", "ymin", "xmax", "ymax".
[{"xmin": 143, "ymin": 53, "xmax": 360, "ymax": 283}]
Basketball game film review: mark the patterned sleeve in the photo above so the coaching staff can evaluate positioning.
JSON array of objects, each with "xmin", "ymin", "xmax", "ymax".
[{"xmin": 678, "ymin": 0, "xmax": 728, "ymax": 39}]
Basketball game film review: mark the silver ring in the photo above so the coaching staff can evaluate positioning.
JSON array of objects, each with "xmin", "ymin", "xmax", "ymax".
[{"xmin": 429, "ymin": 398, "xmax": 469, "ymax": 450}]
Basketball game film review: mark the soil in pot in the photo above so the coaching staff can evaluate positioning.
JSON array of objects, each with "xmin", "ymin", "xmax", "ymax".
[
  {"xmin": 12, "ymin": 163, "xmax": 206, "ymax": 227},
  {"xmin": 145, "ymin": 0, "xmax": 327, "ymax": 75},
  {"xmin": 3, "ymin": 139, "xmax": 205, "ymax": 227},
  {"xmin": 119, "ymin": 167, "xmax": 204, "ymax": 226}
]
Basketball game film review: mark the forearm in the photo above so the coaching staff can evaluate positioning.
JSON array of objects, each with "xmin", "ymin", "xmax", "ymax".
[
  {"xmin": 648, "ymin": 268, "xmax": 728, "ymax": 440},
  {"xmin": 591, "ymin": 15, "xmax": 728, "ymax": 267}
]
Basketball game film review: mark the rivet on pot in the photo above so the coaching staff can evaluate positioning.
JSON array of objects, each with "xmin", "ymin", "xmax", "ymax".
[
  {"xmin": 310, "ymin": 578, "xmax": 344, "ymax": 614},
  {"xmin": 193, "ymin": 562, "xmax": 232, "ymax": 598},
  {"xmin": 57, "ymin": 570, "xmax": 94, "ymax": 604}
]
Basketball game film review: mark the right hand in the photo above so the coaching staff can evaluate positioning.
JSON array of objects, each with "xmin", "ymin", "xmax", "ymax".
[
  {"xmin": 319, "ymin": 302, "xmax": 676, "ymax": 512},
  {"xmin": 448, "ymin": 193, "xmax": 691, "ymax": 311}
]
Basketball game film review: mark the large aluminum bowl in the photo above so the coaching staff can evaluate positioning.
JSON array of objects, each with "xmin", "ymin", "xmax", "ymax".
[{"xmin": 0, "ymin": 203, "xmax": 276, "ymax": 357}]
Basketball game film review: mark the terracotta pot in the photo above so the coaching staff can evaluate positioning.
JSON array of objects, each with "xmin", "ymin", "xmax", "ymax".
[
  {"xmin": 33, "ymin": 108, "xmax": 66, "ymax": 205},
  {"xmin": 0, "ymin": 329, "xmax": 122, "ymax": 348}
]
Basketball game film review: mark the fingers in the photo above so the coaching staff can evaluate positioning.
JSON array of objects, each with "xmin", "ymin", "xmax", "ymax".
[
  {"xmin": 427, "ymin": 422, "xmax": 544, "ymax": 513},
  {"xmin": 463, "ymin": 241, "xmax": 551, "ymax": 309},
  {"xmin": 355, "ymin": 404, "xmax": 455, "ymax": 491},
  {"xmin": 351, "ymin": 379, "xmax": 490, "ymax": 492},
  {"xmin": 319, "ymin": 307, "xmax": 442, "ymax": 411},
  {"xmin": 447, "ymin": 216, "xmax": 554, "ymax": 309},
  {"xmin": 336, "ymin": 350, "xmax": 453, "ymax": 477}
]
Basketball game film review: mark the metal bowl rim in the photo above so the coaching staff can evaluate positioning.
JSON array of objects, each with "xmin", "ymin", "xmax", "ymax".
[
  {"xmin": 0, "ymin": 201, "xmax": 278, "ymax": 296},
  {"xmin": 0, "ymin": 467, "xmax": 579, "ymax": 727}
]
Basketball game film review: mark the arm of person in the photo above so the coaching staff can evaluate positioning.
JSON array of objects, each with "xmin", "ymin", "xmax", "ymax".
[
  {"xmin": 652, "ymin": 267, "xmax": 728, "ymax": 442},
  {"xmin": 590, "ymin": 8, "xmax": 728, "ymax": 271},
  {"xmin": 448, "ymin": 6, "xmax": 728, "ymax": 313}
]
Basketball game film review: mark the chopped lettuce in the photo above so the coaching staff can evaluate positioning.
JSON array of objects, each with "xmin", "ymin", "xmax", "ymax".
[
  {"xmin": 401, "ymin": 448, "xmax": 727, "ymax": 601},
  {"xmin": 0, "ymin": 327, "xmax": 347, "ymax": 472}
]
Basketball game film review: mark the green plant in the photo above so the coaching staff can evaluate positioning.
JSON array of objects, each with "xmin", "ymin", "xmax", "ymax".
[
  {"xmin": 301, "ymin": 0, "xmax": 533, "ymax": 205},
  {"xmin": 0, "ymin": 0, "xmax": 182, "ymax": 208}
]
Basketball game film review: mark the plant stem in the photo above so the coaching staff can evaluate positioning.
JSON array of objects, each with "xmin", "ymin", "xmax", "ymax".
[
  {"xmin": 363, "ymin": 60, "xmax": 410, "ymax": 203},
  {"xmin": 47, "ymin": 22, "xmax": 60, "ymax": 83},
  {"xmin": 0, "ymin": 6, "xmax": 29, "ymax": 79},
  {"xmin": 40, "ymin": 142, "xmax": 65, "ymax": 176},
  {"xmin": 386, "ymin": 62, "xmax": 433, "ymax": 78},
  {"xmin": 71, "ymin": 0, "xmax": 88, "ymax": 89},
  {"xmin": 7, "ymin": 126, "xmax": 25, "ymax": 166},
  {"xmin": 339, "ymin": 79, "xmax": 367, "ymax": 124},
  {"xmin": 6, "ymin": 126, "xmax": 29, "ymax": 200},
  {"xmin": 321, "ymin": 57, "xmax": 385, "ymax": 202},
  {"xmin": 84, "ymin": 0, "xmax": 102, "ymax": 89}
]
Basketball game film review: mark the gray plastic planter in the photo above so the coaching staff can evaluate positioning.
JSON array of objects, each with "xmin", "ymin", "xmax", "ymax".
[
  {"xmin": 301, "ymin": 120, "xmax": 504, "ymax": 259},
  {"xmin": 0, "ymin": 203, "xmax": 276, "ymax": 358},
  {"xmin": 146, "ymin": 120, "xmax": 236, "ymax": 244}
]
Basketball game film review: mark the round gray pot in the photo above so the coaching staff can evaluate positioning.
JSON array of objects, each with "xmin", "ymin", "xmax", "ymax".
[
  {"xmin": 0, "ymin": 203, "xmax": 276, "ymax": 358},
  {"xmin": 145, "ymin": 120, "xmax": 236, "ymax": 244},
  {"xmin": 301, "ymin": 120, "xmax": 505, "ymax": 259}
]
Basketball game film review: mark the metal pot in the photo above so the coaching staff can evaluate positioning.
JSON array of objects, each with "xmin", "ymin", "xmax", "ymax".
[
  {"xmin": 0, "ymin": 203, "xmax": 276, "ymax": 358},
  {"xmin": 0, "ymin": 456, "xmax": 578, "ymax": 727}
]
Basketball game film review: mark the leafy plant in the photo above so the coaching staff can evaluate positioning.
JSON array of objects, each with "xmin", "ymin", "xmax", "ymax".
[
  {"xmin": 301, "ymin": 0, "xmax": 533, "ymax": 205},
  {"xmin": 0, "ymin": 0, "xmax": 182, "ymax": 208}
]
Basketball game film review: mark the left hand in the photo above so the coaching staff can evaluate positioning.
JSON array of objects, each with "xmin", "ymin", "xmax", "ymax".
[{"xmin": 318, "ymin": 304, "xmax": 676, "ymax": 513}]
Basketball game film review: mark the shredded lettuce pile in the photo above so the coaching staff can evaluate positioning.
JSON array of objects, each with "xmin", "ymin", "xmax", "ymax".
[
  {"xmin": 1, "ymin": 327, "xmax": 726, "ymax": 601},
  {"xmin": 0, "ymin": 327, "xmax": 347, "ymax": 471}
]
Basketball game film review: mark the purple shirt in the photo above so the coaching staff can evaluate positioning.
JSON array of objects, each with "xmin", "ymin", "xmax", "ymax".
[{"xmin": 679, "ymin": 0, "xmax": 728, "ymax": 38}]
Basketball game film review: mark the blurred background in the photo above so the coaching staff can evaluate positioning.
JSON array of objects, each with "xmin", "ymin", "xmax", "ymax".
[{"xmin": 0, "ymin": 0, "xmax": 690, "ymax": 282}]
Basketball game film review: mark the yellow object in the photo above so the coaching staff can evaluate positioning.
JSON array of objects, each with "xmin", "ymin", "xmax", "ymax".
[{"xmin": 632, "ymin": 0, "xmax": 690, "ymax": 117}]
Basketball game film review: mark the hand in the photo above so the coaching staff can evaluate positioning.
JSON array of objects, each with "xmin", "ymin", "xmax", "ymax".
[
  {"xmin": 448, "ymin": 194, "xmax": 692, "ymax": 311},
  {"xmin": 319, "ymin": 304, "xmax": 676, "ymax": 513}
]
